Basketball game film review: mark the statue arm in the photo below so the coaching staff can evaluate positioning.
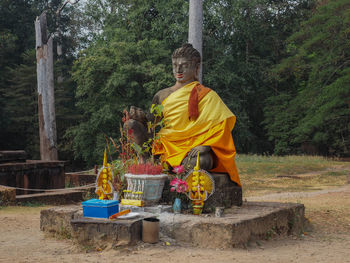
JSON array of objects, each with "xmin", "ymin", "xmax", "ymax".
[{"xmin": 124, "ymin": 92, "xmax": 161, "ymax": 147}]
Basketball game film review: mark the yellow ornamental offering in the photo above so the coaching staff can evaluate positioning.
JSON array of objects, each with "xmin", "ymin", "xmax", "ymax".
[
  {"xmin": 95, "ymin": 149, "xmax": 115, "ymax": 200},
  {"xmin": 184, "ymin": 153, "xmax": 215, "ymax": 203}
]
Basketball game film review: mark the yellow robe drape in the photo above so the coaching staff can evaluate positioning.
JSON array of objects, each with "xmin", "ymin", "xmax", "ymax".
[{"xmin": 153, "ymin": 81, "xmax": 241, "ymax": 186}]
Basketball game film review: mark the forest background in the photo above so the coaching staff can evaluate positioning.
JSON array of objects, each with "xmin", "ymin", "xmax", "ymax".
[{"xmin": 0, "ymin": 0, "xmax": 349, "ymax": 170}]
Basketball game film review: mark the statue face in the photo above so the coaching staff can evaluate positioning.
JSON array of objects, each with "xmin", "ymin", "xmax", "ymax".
[{"xmin": 172, "ymin": 57, "xmax": 199, "ymax": 84}]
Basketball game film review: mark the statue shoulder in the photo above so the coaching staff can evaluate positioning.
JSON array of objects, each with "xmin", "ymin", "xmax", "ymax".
[{"xmin": 152, "ymin": 86, "xmax": 175, "ymax": 105}]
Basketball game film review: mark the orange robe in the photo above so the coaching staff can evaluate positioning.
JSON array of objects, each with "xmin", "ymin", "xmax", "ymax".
[{"xmin": 153, "ymin": 81, "xmax": 241, "ymax": 186}]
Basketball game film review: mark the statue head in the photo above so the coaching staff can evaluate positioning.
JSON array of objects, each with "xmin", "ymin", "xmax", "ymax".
[{"xmin": 172, "ymin": 43, "xmax": 201, "ymax": 84}]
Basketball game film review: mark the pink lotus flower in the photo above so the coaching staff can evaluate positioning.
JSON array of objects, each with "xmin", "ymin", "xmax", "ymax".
[
  {"xmin": 170, "ymin": 178, "xmax": 188, "ymax": 194},
  {"xmin": 176, "ymin": 181, "xmax": 188, "ymax": 193},
  {"xmin": 173, "ymin": 165, "xmax": 185, "ymax": 174},
  {"xmin": 170, "ymin": 177, "xmax": 180, "ymax": 186}
]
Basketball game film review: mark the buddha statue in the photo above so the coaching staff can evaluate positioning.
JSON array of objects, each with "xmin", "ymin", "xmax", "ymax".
[{"xmin": 126, "ymin": 43, "xmax": 241, "ymax": 187}]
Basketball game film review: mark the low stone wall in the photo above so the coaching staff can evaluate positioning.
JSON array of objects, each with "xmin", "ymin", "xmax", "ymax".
[
  {"xmin": 0, "ymin": 151, "xmax": 26, "ymax": 163},
  {"xmin": 65, "ymin": 173, "xmax": 96, "ymax": 187},
  {"xmin": 17, "ymin": 190, "xmax": 87, "ymax": 205},
  {"xmin": 0, "ymin": 160, "xmax": 65, "ymax": 195}
]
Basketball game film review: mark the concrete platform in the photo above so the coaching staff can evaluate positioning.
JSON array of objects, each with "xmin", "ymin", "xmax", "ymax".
[
  {"xmin": 70, "ymin": 217, "xmax": 142, "ymax": 247},
  {"xmin": 159, "ymin": 202, "xmax": 305, "ymax": 248},
  {"xmin": 40, "ymin": 201, "xmax": 305, "ymax": 248}
]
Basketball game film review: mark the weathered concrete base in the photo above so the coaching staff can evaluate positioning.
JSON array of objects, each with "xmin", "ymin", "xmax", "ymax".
[
  {"xmin": 40, "ymin": 201, "xmax": 305, "ymax": 248},
  {"xmin": 41, "ymin": 205, "xmax": 142, "ymax": 247},
  {"xmin": 40, "ymin": 205, "xmax": 80, "ymax": 237},
  {"xmin": 159, "ymin": 202, "xmax": 305, "ymax": 248},
  {"xmin": 70, "ymin": 218, "xmax": 142, "ymax": 247}
]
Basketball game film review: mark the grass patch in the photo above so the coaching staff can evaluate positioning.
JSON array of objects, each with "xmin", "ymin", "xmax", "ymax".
[
  {"xmin": 18, "ymin": 201, "xmax": 45, "ymax": 207},
  {"xmin": 0, "ymin": 205, "xmax": 48, "ymax": 214},
  {"xmin": 286, "ymin": 191, "xmax": 350, "ymax": 235},
  {"xmin": 236, "ymin": 154, "xmax": 350, "ymax": 197}
]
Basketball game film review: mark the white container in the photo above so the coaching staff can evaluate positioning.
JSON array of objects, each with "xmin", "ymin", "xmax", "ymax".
[{"xmin": 124, "ymin": 173, "xmax": 168, "ymax": 206}]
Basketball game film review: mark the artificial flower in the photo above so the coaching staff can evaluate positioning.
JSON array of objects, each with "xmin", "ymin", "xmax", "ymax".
[
  {"xmin": 173, "ymin": 165, "xmax": 185, "ymax": 174},
  {"xmin": 170, "ymin": 178, "xmax": 188, "ymax": 194}
]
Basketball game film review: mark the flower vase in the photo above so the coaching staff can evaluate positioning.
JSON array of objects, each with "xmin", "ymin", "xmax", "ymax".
[{"xmin": 173, "ymin": 198, "xmax": 182, "ymax": 214}]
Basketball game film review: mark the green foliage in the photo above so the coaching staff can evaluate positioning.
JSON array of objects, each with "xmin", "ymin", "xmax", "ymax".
[
  {"xmin": 0, "ymin": 0, "xmax": 85, "ymax": 163},
  {"xmin": 68, "ymin": 0, "xmax": 188, "ymax": 166},
  {"xmin": 202, "ymin": 0, "xmax": 313, "ymax": 153},
  {"xmin": 19, "ymin": 201, "xmax": 45, "ymax": 207},
  {"xmin": 142, "ymin": 104, "xmax": 165, "ymax": 160},
  {"xmin": 1, "ymin": 50, "xmax": 39, "ymax": 157},
  {"xmin": 83, "ymin": 0, "xmax": 188, "ymax": 48},
  {"xmin": 0, "ymin": 0, "xmax": 39, "ymax": 153},
  {"xmin": 265, "ymin": 0, "xmax": 350, "ymax": 156},
  {"xmin": 1, "ymin": 0, "xmax": 318, "ymax": 167},
  {"xmin": 69, "ymin": 30, "xmax": 172, "ymax": 165},
  {"xmin": 68, "ymin": 0, "xmax": 314, "ymax": 165}
]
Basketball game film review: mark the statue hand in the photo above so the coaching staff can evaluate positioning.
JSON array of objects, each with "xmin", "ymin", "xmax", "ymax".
[
  {"xmin": 129, "ymin": 106, "xmax": 148, "ymax": 125},
  {"xmin": 188, "ymin": 146, "xmax": 211, "ymax": 159},
  {"xmin": 182, "ymin": 146, "xmax": 213, "ymax": 171},
  {"xmin": 187, "ymin": 147, "xmax": 201, "ymax": 160}
]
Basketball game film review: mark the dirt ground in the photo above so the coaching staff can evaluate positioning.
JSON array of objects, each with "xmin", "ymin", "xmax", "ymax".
[{"xmin": 1, "ymin": 185, "xmax": 350, "ymax": 263}]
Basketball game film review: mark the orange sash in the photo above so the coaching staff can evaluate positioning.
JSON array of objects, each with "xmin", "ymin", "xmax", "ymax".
[{"xmin": 153, "ymin": 81, "xmax": 241, "ymax": 186}]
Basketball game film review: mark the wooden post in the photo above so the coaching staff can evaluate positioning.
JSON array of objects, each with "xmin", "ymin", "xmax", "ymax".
[
  {"xmin": 189, "ymin": 0, "xmax": 203, "ymax": 82},
  {"xmin": 35, "ymin": 12, "xmax": 58, "ymax": 161}
]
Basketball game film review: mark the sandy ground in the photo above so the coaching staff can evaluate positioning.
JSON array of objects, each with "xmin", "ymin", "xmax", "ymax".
[{"xmin": 1, "ymin": 185, "xmax": 350, "ymax": 263}]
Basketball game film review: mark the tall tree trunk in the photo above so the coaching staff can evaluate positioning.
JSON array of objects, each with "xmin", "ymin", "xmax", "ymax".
[
  {"xmin": 35, "ymin": 12, "xmax": 58, "ymax": 160},
  {"xmin": 188, "ymin": 0, "xmax": 203, "ymax": 82}
]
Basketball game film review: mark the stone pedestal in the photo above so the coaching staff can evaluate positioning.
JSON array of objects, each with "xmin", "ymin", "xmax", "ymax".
[{"xmin": 204, "ymin": 173, "xmax": 242, "ymax": 212}]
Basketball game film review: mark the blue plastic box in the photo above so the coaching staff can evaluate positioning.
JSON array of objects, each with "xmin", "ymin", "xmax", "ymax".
[{"xmin": 82, "ymin": 199, "xmax": 119, "ymax": 218}]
